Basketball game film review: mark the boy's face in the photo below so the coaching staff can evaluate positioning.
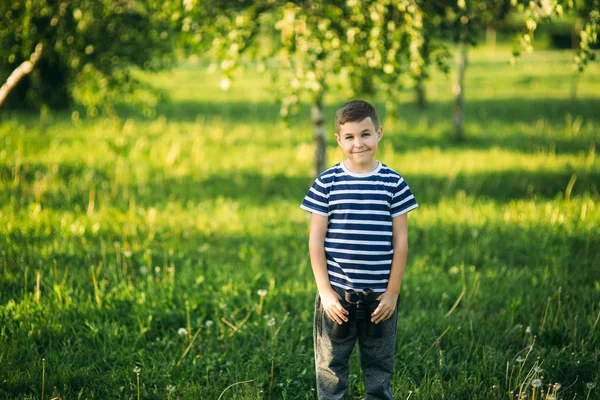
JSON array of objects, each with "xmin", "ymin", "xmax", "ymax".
[{"xmin": 334, "ymin": 117, "xmax": 382, "ymax": 169}]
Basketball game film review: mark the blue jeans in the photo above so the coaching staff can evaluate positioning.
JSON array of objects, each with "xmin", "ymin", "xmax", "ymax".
[{"xmin": 313, "ymin": 286, "xmax": 399, "ymax": 400}]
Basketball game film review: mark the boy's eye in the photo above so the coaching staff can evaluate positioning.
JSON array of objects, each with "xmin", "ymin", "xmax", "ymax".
[{"xmin": 362, "ymin": 133, "xmax": 370, "ymax": 137}]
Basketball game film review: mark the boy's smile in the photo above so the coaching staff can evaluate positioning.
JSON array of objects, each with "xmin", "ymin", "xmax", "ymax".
[{"xmin": 335, "ymin": 117, "xmax": 383, "ymax": 173}]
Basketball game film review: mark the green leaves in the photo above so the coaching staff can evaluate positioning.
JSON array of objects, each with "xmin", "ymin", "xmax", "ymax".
[{"xmin": 0, "ymin": 0, "xmax": 184, "ymax": 111}]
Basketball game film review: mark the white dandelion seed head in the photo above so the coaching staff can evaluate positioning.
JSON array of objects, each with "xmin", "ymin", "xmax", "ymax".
[
  {"xmin": 534, "ymin": 366, "xmax": 543, "ymax": 373},
  {"xmin": 140, "ymin": 266, "xmax": 148, "ymax": 275},
  {"xmin": 177, "ymin": 327, "xmax": 188, "ymax": 336},
  {"xmin": 553, "ymin": 383, "xmax": 561, "ymax": 390},
  {"xmin": 587, "ymin": 382, "xmax": 596, "ymax": 390},
  {"xmin": 257, "ymin": 289, "xmax": 268, "ymax": 297},
  {"xmin": 123, "ymin": 250, "xmax": 132, "ymax": 258},
  {"xmin": 267, "ymin": 318, "xmax": 276, "ymax": 326},
  {"xmin": 516, "ymin": 356, "xmax": 525, "ymax": 363},
  {"xmin": 263, "ymin": 314, "xmax": 270, "ymax": 319},
  {"xmin": 525, "ymin": 326, "xmax": 531, "ymax": 334},
  {"xmin": 205, "ymin": 320, "xmax": 214, "ymax": 327},
  {"xmin": 532, "ymin": 379, "xmax": 542, "ymax": 388},
  {"xmin": 133, "ymin": 366, "xmax": 141, "ymax": 374},
  {"xmin": 166, "ymin": 384, "xmax": 176, "ymax": 392}
]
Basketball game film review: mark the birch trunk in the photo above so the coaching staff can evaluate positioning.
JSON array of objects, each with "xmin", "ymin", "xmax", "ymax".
[
  {"xmin": 452, "ymin": 40, "xmax": 468, "ymax": 142},
  {"xmin": 415, "ymin": 79, "xmax": 426, "ymax": 110},
  {"xmin": 311, "ymin": 100, "xmax": 327, "ymax": 177},
  {"xmin": 0, "ymin": 43, "xmax": 43, "ymax": 108}
]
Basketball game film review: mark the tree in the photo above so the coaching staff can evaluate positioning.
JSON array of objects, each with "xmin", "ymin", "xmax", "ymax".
[
  {"xmin": 190, "ymin": 0, "xmax": 426, "ymax": 176},
  {"xmin": 0, "ymin": 0, "xmax": 183, "ymax": 113}
]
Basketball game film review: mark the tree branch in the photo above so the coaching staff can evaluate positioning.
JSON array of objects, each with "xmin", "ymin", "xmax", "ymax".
[{"xmin": 0, "ymin": 43, "xmax": 43, "ymax": 109}]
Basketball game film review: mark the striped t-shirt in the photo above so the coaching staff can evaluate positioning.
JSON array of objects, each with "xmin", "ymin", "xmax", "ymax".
[{"xmin": 301, "ymin": 161, "xmax": 418, "ymax": 293}]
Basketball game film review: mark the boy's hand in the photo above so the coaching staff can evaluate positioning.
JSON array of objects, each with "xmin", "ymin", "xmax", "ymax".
[
  {"xmin": 320, "ymin": 288, "xmax": 349, "ymax": 325},
  {"xmin": 371, "ymin": 291, "xmax": 398, "ymax": 324}
]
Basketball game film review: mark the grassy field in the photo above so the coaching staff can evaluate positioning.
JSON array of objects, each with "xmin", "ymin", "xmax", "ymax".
[{"xmin": 1, "ymin": 46, "xmax": 599, "ymax": 399}]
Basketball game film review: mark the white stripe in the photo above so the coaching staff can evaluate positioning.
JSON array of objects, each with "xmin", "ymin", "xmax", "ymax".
[
  {"xmin": 329, "ymin": 281, "xmax": 353, "ymax": 290},
  {"xmin": 391, "ymin": 195, "xmax": 415, "ymax": 209},
  {"xmin": 329, "ymin": 189, "xmax": 392, "ymax": 196},
  {"xmin": 310, "ymin": 186, "xmax": 328, "ymax": 199},
  {"xmin": 327, "ymin": 260, "xmax": 389, "ymax": 274},
  {"xmin": 393, "ymin": 186, "xmax": 409, "ymax": 198},
  {"xmin": 325, "ymin": 247, "xmax": 394, "ymax": 255},
  {"xmin": 330, "ymin": 199, "xmax": 389, "ymax": 206},
  {"xmin": 329, "ymin": 209, "xmax": 390, "ymax": 216},
  {"xmin": 325, "ymin": 238, "xmax": 390, "ymax": 246},
  {"xmin": 391, "ymin": 203, "xmax": 419, "ymax": 218},
  {"xmin": 304, "ymin": 196, "xmax": 328, "ymax": 208},
  {"xmin": 332, "ymin": 180, "xmax": 397, "ymax": 187},
  {"xmin": 329, "ymin": 271, "xmax": 388, "ymax": 284},
  {"xmin": 328, "ymin": 229, "xmax": 392, "ymax": 236},
  {"xmin": 342, "ymin": 268, "xmax": 389, "ymax": 275},
  {"xmin": 330, "ymin": 219, "xmax": 392, "ymax": 226},
  {"xmin": 320, "ymin": 173, "xmax": 335, "ymax": 180},
  {"xmin": 334, "ymin": 258, "xmax": 391, "ymax": 265},
  {"xmin": 300, "ymin": 204, "xmax": 328, "ymax": 216}
]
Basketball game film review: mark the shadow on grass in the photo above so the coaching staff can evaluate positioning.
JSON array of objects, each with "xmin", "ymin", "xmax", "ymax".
[{"xmin": 2, "ymin": 161, "xmax": 598, "ymax": 212}]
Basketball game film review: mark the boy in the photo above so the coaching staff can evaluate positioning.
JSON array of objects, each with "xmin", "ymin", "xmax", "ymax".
[{"xmin": 300, "ymin": 100, "xmax": 418, "ymax": 399}]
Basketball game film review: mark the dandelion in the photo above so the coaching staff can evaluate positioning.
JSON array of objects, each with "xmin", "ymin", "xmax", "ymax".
[
  {"xmin": 534, "ymin": 366, "xmax": 543, "ymax": 373},
  {"xmin": 587, "ymin": 382, "xmax": 596, "ymax": 390},
  {"xmin": 516, "ymin": 356, "xmax": 525, "ymax": 363},
  {"xmin": 205, "ymin": 320, "xmax": 214, "ymax": 327},
  {"xmin": 177, "ymin": 327, "xmax": 188, "ymax": 336},
  {"xmin": 267, "ymin": 318, "xmax": 276, "ymax": 326},
  {"xmin": 123, "ymin": 250, "xmax": 132, "ymax": 258},
  {"xmin": 263, "ymin": 314, "xmax": 270, "ymax": 319},
  {"xmin": 257, "ymin": 289, "xmax": 267, "ymax": 315},
  {"xmin": 553, "ymin": 383, "xmax": 561, "ymax": 390},
  {"xmin": 532, "ymin": 379, "xmax": 542, "ymax": 388},
  {"xmin": 140, "ymin": 266, "xmax": 148, "ymax": 275},
  {"xmin": 166, "ymin": 384, "xmax": 176, "ymax": 392},
  {"xmin": 133, "ymin": 366, "xmax": 141, "ymax": 374}
]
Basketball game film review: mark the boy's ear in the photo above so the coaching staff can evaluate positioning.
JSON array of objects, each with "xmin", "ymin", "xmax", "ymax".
[
  {"xmin": 377, "ymin": 126, "xmax": 383, "ymax": 140},
  {"xmin": 334, "ymin": 133, "xmax": 341, "ymax": 145}
]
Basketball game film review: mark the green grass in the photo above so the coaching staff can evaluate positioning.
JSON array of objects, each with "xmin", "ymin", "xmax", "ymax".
[{"xmin": 1, "ymin": 46, "xmax": 599, "ymax": 399}]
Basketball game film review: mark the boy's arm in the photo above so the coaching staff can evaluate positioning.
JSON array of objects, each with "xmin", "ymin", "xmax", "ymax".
[
  {"xmin": 371, "ymin": 213, "xmax": 408, "ymax": 324},
  {"xmin": 309, "ymin": 213, "xmax": 349, "ymax": 324}
]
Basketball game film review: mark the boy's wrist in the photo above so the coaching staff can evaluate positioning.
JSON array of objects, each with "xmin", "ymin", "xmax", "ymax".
[{"xmin": 385, "ymin": 286, "xmax": 400, "ymax": 297}]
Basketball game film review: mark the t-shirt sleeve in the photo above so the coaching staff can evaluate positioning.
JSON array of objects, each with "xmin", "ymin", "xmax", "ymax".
[
  {"xmin": 390, "ymin": 176, "xmax": 418, "ymax": 218},
  {"xmin": 300, "ymin": 177, "xmax": 329, "ymax": 216}
]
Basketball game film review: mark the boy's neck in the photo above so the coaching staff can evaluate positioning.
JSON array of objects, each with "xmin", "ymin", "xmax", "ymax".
[{"xmin": 343, "ymin": 159, "xmax": 380, "ymax": 174}]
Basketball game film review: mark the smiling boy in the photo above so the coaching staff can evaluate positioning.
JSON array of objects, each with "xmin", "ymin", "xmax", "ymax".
[{"xmin": 301, "ymin": 100, "xmax": 418, "ymax": 399}]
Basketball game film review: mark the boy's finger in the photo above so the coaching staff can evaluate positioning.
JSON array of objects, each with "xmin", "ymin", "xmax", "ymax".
[
  {"xmin": 335, "ymin": 306, "xmax": 349, "ymax": 321},
  {"xmin": 327, "ymin": 310, "xmax": 341, "ymax": 324},
  {"xmin": 337, "ymin": 304, "xmax": 349, "ymax": 315},
  {"xmin": 371, "ymin": 305, "xmax": 381, "ymax": 316}
]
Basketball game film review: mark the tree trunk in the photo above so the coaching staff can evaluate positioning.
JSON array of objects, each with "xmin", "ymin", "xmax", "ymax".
[
  {"xmin": 311, "ymin": 100, "xmax": 327, "ymax": 177},
  {"xmin": 452, "ymin": 40, "xmax": 468, "ymax": 142},
  {"xmin": 0, "ymin": 43, "xmax": 43, "ymax": 109},
  {"xmin": 415, "ymin": 79, "xmax": 426, "ymax": 110},
  {"xmin": 486, "ymin": 26, "xmax": 496, "ymax": 50}
]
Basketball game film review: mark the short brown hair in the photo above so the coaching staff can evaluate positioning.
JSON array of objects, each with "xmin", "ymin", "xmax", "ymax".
[{"xmin": 335, "ymin": 100, "xmax": 380, "ymax": 133}]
